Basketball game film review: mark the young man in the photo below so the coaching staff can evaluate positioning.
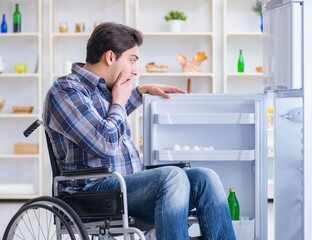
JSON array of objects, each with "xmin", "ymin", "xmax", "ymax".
[{"xmin": 43, "ymin": 22, "xmax": 236, "ymax": 240}]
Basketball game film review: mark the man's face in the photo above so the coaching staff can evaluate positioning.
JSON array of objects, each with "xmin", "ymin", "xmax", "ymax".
[{"xmin": 111, "ymin": 46, "xmax": 139, "ymax": 85}]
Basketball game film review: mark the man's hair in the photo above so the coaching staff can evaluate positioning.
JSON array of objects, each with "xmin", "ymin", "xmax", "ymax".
[{"xmin": 86, "ymin": 22, "xmax": 143, "ymax": 64}]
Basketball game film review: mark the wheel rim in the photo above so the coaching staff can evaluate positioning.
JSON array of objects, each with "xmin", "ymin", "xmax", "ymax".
[{"xmin": 4, "ymin": 202, "xmax": 86, "ymax": 239}]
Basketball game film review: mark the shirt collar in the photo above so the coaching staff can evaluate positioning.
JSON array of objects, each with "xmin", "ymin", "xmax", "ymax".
[{"xmin": 72, "ymin": 62, "xmax": 106, "ymax": 91}]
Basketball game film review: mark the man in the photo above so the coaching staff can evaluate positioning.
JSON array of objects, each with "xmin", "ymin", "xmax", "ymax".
[{"xmin": 43, "ymin": 22, "xmax": 236, "ymax": 240}]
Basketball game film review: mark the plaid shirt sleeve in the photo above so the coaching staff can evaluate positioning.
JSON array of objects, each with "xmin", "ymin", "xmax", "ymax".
[
  {"xmin": 46, "ymin": 85, "xmax": 132, "ymax": 158},
  {"xmin": 125, "ymin": 87, "xmax": 143, "ymax": 115}
]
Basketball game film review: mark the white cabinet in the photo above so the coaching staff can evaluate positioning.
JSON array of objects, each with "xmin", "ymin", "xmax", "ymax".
[
  {"xmin": 0, "ymin": 0, "xmax": 43, "ymax": 199},
  {"xmin": 49, "ymin": 0, "xmax": 129, "ymax": 82},
  {"xmin": 223, "ymin": 0, "xmax": 264, "ymax": 93}
]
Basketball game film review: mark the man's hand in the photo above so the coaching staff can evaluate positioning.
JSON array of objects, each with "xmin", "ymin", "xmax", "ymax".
[
  {"xmin": 138, "ymin": 84, "xmax": 186, "ymax": 99},
  {"xmin": 111, "ymin": 72, "xmax": 132, "ymax": 106}
]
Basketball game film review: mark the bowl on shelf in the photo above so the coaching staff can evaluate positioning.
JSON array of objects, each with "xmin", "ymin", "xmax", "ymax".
[
  {"xmin": 14, "ymin": 142, "xmax": 39, "ymax": 154},
  {"xmin": 146, "ymin": 62, "xmax": 168, "ymax": 73},
  {"xmin": 12, "ymin": 105, "xmax": 34, "ymax": 114},
  {"xmin": 0, "ymin": 99, "xmax": 5, "ymax": 112}
]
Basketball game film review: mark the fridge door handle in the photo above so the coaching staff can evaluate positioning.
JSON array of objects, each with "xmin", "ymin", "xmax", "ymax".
[{"xmin": 280, "ymin": 108, "xmax": 303, "ymax": 123}]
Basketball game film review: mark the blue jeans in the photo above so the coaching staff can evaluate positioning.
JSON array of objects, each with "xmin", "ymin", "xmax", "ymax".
[{"xmin": 85, "ymin": 166, "xmax": 236, "ymax": 240}]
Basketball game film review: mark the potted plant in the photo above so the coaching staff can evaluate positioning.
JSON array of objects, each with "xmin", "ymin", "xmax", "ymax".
[
  {"xmin": 164, "ymin": 10, "xmax": 187, "ymax": 32},
  {"xmin": 252, "ymin": 0, "xmax": 266, "ymax": 32}
]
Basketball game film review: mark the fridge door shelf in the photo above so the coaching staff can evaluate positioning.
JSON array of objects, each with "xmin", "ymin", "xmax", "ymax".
[
  {"xmin": 232, "ymin": 219, "xmax": 255, "ymax": 240},
  {"xmin": 154, "ymin": 113, "xmax": 255, "ymax": 125},
  {"xmin": 155, "ymin": 149, "xmax": 255, "ymax": 161}
]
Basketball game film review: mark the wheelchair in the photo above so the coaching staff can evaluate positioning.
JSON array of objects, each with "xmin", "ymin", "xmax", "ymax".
[{"xmin": 3, "ymin": 119, "xmax": 200, "ymax": 240}]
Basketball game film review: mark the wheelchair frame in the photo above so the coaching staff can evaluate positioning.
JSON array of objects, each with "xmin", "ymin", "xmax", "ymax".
[
  {"xmin": 3, "ymin": 119, "xmax": 146, "ymax": 240},
  {"xmin": 3, "ymin": 119, "xmax": 200, "ymax": 240}
]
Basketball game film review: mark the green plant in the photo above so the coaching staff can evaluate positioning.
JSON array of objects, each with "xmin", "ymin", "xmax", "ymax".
[
  {"xmin": 164, "ymin": 10, "xmax": 187, "ymax": 21},
  {"xmin": 252, "ymin": 0, "xmax": 265, "ymax": 16}
]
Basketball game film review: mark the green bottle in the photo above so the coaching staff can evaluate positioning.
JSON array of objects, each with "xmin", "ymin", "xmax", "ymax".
[
  {"xmin": 237, "ymin": 49, "xmax": 244, "ymax": 73},
  {"xmin": 227, "ymin": 188, "xmax": 240, "ymax": 220},
  {"xmin": 13, "ymin": 3, "xmax": 21, "ymax": 33}
]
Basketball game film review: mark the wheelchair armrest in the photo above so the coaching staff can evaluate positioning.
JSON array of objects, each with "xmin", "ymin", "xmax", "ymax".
[
  {"xmin": 61, "ymin": 166, "xmax": 114, "ymax": 177},
  {"xmin": 145, "ymin": 162, "xmax": 191, "ymax": 170}
]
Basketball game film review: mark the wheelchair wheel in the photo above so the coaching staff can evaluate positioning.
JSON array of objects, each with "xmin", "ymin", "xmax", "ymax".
[{"xmin": 3, "ymin": 196, "xmax": 89, "ymax": 240}]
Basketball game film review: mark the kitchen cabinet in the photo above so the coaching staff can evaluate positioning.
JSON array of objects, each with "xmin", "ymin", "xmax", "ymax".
[{"xmin": 0, "ymin": 0, "xmax": 43, "ymax": 199}]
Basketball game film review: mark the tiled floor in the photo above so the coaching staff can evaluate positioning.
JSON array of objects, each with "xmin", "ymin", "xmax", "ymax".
[{"xmin": 0, "ymin": 201, "xmax": 274, "ymax": 239}]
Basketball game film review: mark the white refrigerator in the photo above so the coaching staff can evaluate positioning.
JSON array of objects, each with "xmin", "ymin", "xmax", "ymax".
[
  {"xmin": 263, "ymin": 0, "xmax": 312, "ymax": 239},
  {"xmin": 142, "ymin": 0, "xmax": 312, "ymax": 239}
]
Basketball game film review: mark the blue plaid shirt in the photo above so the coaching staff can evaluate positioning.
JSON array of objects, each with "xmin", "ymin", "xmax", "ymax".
[{"xmin": 43, "ymin": 63, "xmax": 144, "ymax": 191}]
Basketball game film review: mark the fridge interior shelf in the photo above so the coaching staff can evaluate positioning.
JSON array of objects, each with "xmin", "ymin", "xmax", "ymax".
[
  {"xmin": 155, "ymin": 149, "xmax": 255, "ymax": 161},
  {"xmin": 154, "ymin": 113, "xmax": 255, "ymax": 124}
]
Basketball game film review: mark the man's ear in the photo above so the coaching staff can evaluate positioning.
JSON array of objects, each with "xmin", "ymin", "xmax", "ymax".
[{"xmin": 105, "ymin": 50, "xmax": 115, "ymax": 66}]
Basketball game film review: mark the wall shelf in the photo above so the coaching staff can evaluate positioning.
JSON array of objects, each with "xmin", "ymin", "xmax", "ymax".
[
  {"xmin": 0, "ymin": 73, "xmax": 40, "ymax": 78},
  {"xmin": 0, "ymin": 154, "xmax": 40, "ymax": 159},
  {"xmin": 143, "ymin": 32, "xmax": 213, "ymax": 37},
  {"xmin": 139, "ymin": 73, "xmax": 213, "ymax": 77},
  {"xmin": 0, "ymin": 33, "xmax": 40, "ymax": 38},
  {"xmin": 0, "ymin": 114, "xmax": 40, "ymax": 118}
]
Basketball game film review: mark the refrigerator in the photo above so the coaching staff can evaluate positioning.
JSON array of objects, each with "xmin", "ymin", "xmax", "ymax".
[{"xmin": 142, "ymin": 0, "xmax": 312, "ymax": 239}]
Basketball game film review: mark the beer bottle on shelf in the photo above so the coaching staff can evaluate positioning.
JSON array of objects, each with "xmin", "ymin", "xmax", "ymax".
[
  {"xmin": 13, "ymin": 3, "xmax": 21, "ymax": 33},
  {"xmin": 237, "ymin": 49, "xmax": 244, "ymax": 73},
  {"xmin": 227, "ymin": 187, "xmax": 240, "ymax": 220}
]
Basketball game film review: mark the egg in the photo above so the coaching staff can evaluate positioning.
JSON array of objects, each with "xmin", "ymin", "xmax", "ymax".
[
  {"xmin": 182, "ymin": 145, "xmax": 190, "ymax": 151},
  {"xmin": 173, "ymin": 144, "xmax": 181, "ymax": 151},
  {"xmin": 192, "ymin": 145, "xmax": 200, "ymax": 151}
]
